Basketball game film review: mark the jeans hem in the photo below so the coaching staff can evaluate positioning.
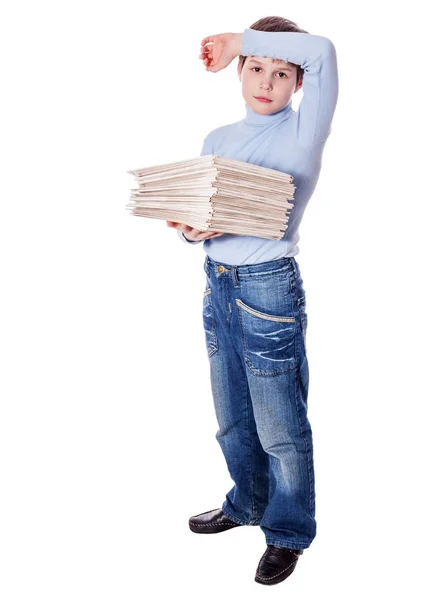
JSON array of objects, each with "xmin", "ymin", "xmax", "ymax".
[
  {"xmin": 222, "ymin": 504, "xmax": 261, "ymax": 526},
  {"xmin": 265, "ymin": 537, "xmax": 312, "ymax": 550}
]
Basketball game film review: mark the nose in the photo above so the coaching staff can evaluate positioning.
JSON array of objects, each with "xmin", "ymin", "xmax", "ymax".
[{"xmin": 260, "ymin": 77, "xmax": 273, "ymax": 91}]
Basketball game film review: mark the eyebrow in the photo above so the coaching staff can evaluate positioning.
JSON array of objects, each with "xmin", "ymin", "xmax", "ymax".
[{"xmin": 247, "ymin": 58, "xmax": 294, "ymax": 72}]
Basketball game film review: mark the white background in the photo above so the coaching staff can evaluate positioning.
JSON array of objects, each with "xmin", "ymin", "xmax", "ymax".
[{"xmin": 1, "ymin": 0, "xmax": 436, "ymax": 598}]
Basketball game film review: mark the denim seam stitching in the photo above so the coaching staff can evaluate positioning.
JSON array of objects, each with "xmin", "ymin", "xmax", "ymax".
[
  {"xmin": 264, "ymin": 537, "xmax": 310, "ymax": 550},
  {"xmin": 242, "ymin": 374, "xmax": 257, "ymax": 521},
  {"xmin": 203, "ymin": 288, "xmax": 218, "ymax": 357},
  {"xmin": 221, "ymin": 506, "xmax": 253, "ymax": 526},
  {"xmin": 293, "ymin": 305, "xmax": 314, "ymax": 519},
  {"xmin": 236, "ymin": 298, "xmax": 296, "ymax": 323}
]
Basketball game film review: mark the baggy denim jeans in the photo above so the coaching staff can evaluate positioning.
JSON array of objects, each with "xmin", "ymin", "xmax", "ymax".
[{"xmin": 202, "ymin": 254, "xmax": 315, "ymax": 550}]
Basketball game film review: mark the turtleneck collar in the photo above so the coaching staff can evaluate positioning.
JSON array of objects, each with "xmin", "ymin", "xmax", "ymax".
[{"xmin": 243, "ymin": 101, "xmax": 292, "ymax": 126}]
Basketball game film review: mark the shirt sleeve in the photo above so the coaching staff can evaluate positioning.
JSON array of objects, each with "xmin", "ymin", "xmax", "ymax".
[
  {"xmin": 177, "ymin": 133, "xmax": 214, "ymax": 244},
  {"xmin": 241, "ymin": 28, "xmax": 339, "ymax": 150}
]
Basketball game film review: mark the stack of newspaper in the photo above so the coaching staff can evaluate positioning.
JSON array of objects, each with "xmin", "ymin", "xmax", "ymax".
[{"xmin": 126, "ymin": 154, "xmax": 295, "ymax": 240}]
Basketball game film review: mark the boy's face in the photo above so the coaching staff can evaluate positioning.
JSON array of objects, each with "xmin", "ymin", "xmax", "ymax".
[{"xmin": 238, "ymin": 56, "xmax": 302, "ymax": 115}]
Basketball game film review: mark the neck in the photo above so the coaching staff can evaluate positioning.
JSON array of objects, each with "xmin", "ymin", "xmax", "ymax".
[{"xmin": 244, "ymin": 101, "xmax": 292, "ymax": 126}]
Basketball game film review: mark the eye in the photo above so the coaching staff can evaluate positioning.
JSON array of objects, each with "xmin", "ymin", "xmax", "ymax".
[{"xmin": 251, "ymin": 67, "xmax": 287, "ymax": 78}]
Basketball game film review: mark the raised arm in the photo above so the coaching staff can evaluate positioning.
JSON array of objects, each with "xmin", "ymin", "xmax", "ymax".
[{"xmin": 240, "ymin": 28, "xmax": 339, "ymax": 150}]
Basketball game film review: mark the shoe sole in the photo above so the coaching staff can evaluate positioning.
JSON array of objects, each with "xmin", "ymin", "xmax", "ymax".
[{"xmin": 188, "ymin": 521, "xmax": 242, "ymax": 534}]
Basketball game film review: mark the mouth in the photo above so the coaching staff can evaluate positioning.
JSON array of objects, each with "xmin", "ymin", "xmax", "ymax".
[{"xmin": 254, "ymin": 96, "xmax": 273, "ymax": 103}]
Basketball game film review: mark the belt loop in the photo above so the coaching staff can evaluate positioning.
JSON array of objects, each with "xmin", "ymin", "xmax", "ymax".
[{"xmin": 231, "ymin": 265, "xmax": 240, "ymax": 287}]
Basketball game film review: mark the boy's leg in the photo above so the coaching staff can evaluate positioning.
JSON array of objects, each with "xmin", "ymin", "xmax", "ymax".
[
  {"xmin": 247, "ymin": 357, "xmax": 314, "ymax": 550},
  {"xmin": 203, "ymin": 263, "xmax": 270, "ymax": 525},
  {"xmin": 231, "ymin": 261, "xmax": 315, "ymax": 550}
]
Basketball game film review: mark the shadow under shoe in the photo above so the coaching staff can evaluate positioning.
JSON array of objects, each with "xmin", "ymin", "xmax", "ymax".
[
  {"xmin": 188, "ymin": 508, "xmax": 243, "ymax": 534},
  {"xmin": 255, "ymin": 545, "xmax": 304, "ymax": 585}
]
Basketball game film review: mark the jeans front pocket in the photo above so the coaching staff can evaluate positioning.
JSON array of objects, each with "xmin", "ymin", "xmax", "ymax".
[
  {"xmin": 203, "ymin": 288, "xmax": 218, "ymax": 357},
  {"xmin": 236, "ymin": 298, "xmax": 297, "ymax": 376}
]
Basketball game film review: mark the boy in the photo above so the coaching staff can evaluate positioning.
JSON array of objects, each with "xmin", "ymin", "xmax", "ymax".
[{"xmin": 167, "ymin": 16, "xmax": 338, "ymax": 586}]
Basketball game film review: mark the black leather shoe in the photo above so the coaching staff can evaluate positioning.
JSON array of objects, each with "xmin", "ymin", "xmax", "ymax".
[
  {"xmin": 188, "ymin": 508, "xmax": 243, "ymax": 534},
  {"xmin": 255, "ymin": 545, "xmax": 304, "ymax": 585}
]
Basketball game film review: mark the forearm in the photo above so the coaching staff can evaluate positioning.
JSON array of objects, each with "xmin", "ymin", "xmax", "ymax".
[
  {"xmin": 239, "ymin": 28, "xmax": 339, "ymax": 148},
  {"xmin": 231, "ymin": 33, "xmax": 244, "ymax": 57},
  {"xmin": 240, "ymin": 28, "xmax": 334, "ymax": 68}
]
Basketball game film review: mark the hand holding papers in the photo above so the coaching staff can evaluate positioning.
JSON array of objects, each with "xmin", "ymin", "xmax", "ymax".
[
  {"xmin": 166, "ymin": 221, "xmax": 225, "ymax": 241},
  {"xmin": 126, "ymin": 155, "xmax": 295, "ymax": 240}
]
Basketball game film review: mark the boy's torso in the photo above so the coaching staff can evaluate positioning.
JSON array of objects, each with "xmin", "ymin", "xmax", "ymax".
[{"xmin": 202, "ymin": 110, "xmax": 326, "ymax": 266}]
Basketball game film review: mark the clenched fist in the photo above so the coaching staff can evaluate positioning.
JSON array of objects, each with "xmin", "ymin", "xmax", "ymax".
[{"xmin": 199, "ymin": 33, "xmax": 243, "ymax": 73}]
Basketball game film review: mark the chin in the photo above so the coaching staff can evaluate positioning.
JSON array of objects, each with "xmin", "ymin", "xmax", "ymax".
[{"xmin": 250, "ymin": 99, "xmax": 275, "ymax": 113}]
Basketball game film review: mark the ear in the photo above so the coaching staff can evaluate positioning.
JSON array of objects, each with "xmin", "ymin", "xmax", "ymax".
[
  {"xmin": 295, "ymin": 78, "xmax": 303, "ymax": 93},
  {"xmin": 237, "ymin": 61, "xmax": 242, "ymax": 81}
]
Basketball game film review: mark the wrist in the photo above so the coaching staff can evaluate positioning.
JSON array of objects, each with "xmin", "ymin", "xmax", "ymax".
[
  {"xmin": 232, "ymin": 33, "xmax": 243, "ymax": 57},
  {"xmin": 182, "ymin": 231, "xmax": 196, "ymax": 242}
]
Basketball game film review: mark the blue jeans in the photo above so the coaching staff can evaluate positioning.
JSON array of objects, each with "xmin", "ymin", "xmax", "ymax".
[{"xmin": 202, "ymin": 255, "xmax": 315, "ymax": 550}]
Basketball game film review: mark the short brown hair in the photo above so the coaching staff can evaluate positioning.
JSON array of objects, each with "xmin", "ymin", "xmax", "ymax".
[{"xmin": 239, "ymin": 16, "xmax": 309, "ymax": 86}]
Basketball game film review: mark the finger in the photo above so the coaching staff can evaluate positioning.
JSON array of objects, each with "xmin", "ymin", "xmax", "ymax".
[
  {"xmin": 201, "ymin": 36, "xmax": 214, "ymax": 47},
  {"xmin": 201, "ymin": 232, "xmax": 222, "ymax": 239}
]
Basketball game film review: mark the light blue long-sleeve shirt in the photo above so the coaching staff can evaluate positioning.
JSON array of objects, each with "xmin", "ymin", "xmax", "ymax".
[{"xmin": 178, "ymin": 27, "xmax": 339, "ymax": 265}]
